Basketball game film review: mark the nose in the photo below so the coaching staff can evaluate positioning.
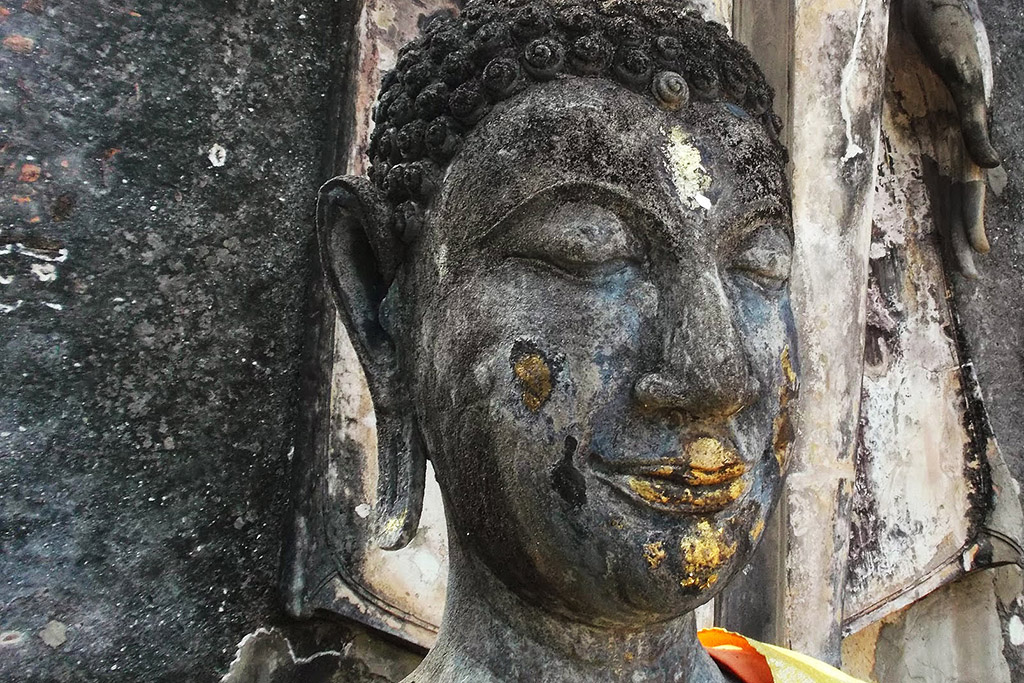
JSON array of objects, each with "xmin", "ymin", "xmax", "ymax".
[{"xmin": 633, "ymin": 270, "xmax": 760, "ymax": 419}]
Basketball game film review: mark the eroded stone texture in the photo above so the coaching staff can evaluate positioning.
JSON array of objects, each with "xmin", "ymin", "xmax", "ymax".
[
  {"xmin": 953, "ymin": 1, "xmax": 1024, "ymax": 680},
  {"xmin": 288, "ymin": 1, "xmax": 745, "ymax": 650},
  {"xmin": 780, "ymin": 0, "xmax": 892, "ymax": 662},
  {"xmin": 842, "ymin": 571, "xmax": 1013, "ymax": 683},
  {"xmin": 845, "ymin": 10, "xmax": 1000, "ymax": 633},
  {"xmin": 219, "ymin": 623, "xmax": 421, "ymax": 683},
  {"xmin": 318, "ymin": 1, "xmax": 805, "ymax": 680},
  {"xmin": 0, "ymin": 0, "xmax": 362, "ymax": 680},
  {"xmin": 841, "ymin": 0, "xmax": 1024, "ymax": 679}
]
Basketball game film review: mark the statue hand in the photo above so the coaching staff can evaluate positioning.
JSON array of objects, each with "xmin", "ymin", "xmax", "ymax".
[
  {"xmin": 903, "ymin": 0, "xmax": 999, "ymax": 168},
  {"xmin": 903, "ymin": 0, "xmax": 999, "ymax": 273}
]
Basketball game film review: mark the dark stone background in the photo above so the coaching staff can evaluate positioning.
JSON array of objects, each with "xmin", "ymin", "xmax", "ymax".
[
  {"xmin": 0, "ymin": 1, "xmax": 421, "ymax": 681},
  {"xmin": 958, "ymin": 1, "xmax": 1024, "ymax": 677},
  {"xmin": 964, "ymin": 3, "xmax": 1024, "ymax": 498},
  {"xmin": 1, "ymin": 0, "xmax": 1023, "ymax": 680}
]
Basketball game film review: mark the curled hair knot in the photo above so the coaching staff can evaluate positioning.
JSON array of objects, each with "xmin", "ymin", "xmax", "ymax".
[{"xmin": 368, "ymin": 0, "xmax": 785, "ymax": 241}]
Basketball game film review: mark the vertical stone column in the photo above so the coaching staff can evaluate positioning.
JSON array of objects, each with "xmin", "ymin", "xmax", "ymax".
[
  {"xmin": 783, "ymin": 0, "xmax": 891, "ymax": 663},
  {"xmin": 727, "ymin": 0, "xmax": 892, "ymax": 663}
]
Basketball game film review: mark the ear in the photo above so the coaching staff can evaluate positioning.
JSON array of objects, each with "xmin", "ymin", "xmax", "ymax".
[{"xmin": 316, "ymin": 175, "xmax": 426, "ymax": 551}]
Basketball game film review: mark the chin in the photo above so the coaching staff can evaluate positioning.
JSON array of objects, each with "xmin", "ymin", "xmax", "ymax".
[{"xmin": 453, "ymin": 459, "xmax": 773, "ymax": 628}]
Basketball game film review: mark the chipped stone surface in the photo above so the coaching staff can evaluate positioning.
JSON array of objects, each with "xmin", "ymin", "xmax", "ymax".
[
  {"xmin": 842, "ymin": 571, "xmax": 1013, "ymax": 682},
  {"xmin": 38, "ymin": 621, "xmax": 66, "ymax": 649},
  {"xmin": 220, "ymin": 626, "xmax": 420, "ymax": 683}
]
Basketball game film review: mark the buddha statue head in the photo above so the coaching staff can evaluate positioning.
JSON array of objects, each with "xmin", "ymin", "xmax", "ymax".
[{"xmin": 319, "ymin": 0, "xmax": 797, "ymax": 678}]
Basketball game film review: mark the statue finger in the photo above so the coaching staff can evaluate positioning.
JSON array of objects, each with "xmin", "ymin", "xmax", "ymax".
[
  {"xmin": 962, "ymin": 178, "xmax": 989, "ymax": 254},
  {"xmin": 958, "ymin": 99, "xmax": 1000, "ymax": 170},
  {"xmin": 950, "ymin": 181, "xmax": 979, "ymax": 278}
]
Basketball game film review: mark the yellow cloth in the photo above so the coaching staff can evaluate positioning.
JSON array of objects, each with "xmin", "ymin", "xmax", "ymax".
[
  {"xmin": 699, "ymin": 628, "xmax": 866, "ymax": 683},
  {"xmin": 748, "ymin": 638, "xmax": 866, "ymax": 683}
]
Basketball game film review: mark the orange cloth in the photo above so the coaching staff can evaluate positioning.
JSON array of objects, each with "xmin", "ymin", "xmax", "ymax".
[
  {"xmin": 699, "ymin": 628, "xmax": 867, "ymax": 683},
  {"xmin": 699, "ymin": 628, "xmax": 774, "ymax": 683}
]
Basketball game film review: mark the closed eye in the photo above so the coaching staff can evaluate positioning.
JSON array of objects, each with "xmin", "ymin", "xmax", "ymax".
[
  {"xmin": 490, "ymin": 195, "xmax": 644, "ymax": 280},
  {"xmin": 728, "ymin": 225, "xmax": 792, "ymax": 291}
]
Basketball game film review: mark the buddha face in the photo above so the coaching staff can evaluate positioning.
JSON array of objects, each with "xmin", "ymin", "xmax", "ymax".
[{"xmin": 395, "ymin": 77, "xmax": 797, "ymax": 627}]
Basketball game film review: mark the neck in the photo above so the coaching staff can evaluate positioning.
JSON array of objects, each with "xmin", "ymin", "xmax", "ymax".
[{"xmin": 405, "ymin": 534, "xmax": 729, "ymax": 683}]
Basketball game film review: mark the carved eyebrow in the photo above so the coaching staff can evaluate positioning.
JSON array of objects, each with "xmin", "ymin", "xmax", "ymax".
[
  {"xmin": 724, "ymin": 199, "xmax": 793, "ymax": 244},
  {"xmin": 478, "ymin": 181, "xmax": 661, "ymax": 245}
]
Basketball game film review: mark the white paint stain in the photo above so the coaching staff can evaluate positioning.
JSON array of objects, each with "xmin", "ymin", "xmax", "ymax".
[
  {"xmin": 31, "ymin": 263, "xmax": 57, "ymax": 282},
  {"xmin": 663, "ymin": 127, "xmax": 712, "ymax": 212},
  {"xmin": 208, "ymin": 144, "xmax": 228, "ymax": 168},
  {"xmin": 11, "ymin": 244, "xmax": 68, "ymax": 262},
  {"xmin": 412, "ymin": 550, "xmax": 441, "ymax": 582},
  {"xmin": 435, "ymin": 243, "xmax": 449, "ymax": 281},
  {"xmin": 38, "ymin": 621, "xmax": 67, "ymax": 649},
  {"xmin": 0, "ymin": 275, "xmax": 12, "ymax": 285},
  {"xmin": 220, "ymin": 628, "xmax": 343, "ymax": 683},
  {"xmin": 0, "ymin": 300, "xmax": 24, "ymax": 314},
  {"xmin": 43, "ymin": 302, "xmax": 64, "ymax": 311},
  {"xmin": 0, "ymin": 631, "xmax": 25, "ymax": 648},
  {"xmin": 839, "ymin": 0, "xmax": 870, "ymax": 162},
  {"xmin": 962, "ymin": 544, "xmax": 979, "ymax": 572},
  {"xmin": 355, "ymin": 503, "xmax": 371, "ymax": 518},
  {"xmin": 1010, "ymin": 615, "xmax": 1024, "ymax": 646}
]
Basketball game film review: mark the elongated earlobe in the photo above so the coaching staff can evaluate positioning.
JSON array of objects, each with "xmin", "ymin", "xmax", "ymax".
[
  {"xmin": 373, "ymin": 408, "xmax": 427, "ymax": 550},
  {"xmin": 317, "ymin": 176, "xmax": 426, "ymax": 550}
]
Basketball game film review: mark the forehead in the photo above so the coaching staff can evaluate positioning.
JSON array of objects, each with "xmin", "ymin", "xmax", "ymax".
[{"xmin": 432, "ymin": 77, "xmax": 788, "ymax": 236}]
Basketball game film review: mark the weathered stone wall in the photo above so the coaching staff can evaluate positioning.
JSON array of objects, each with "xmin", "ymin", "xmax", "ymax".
[
  {"xmin": 0, "ymin": 0, "xmax": 415, "ymax": 680},
  {"xmin": 949, "ymin": 0, "xmax": 1024, "ymax": 678},
  {"xmin": 841, "ymin": 1, "xmax": 1024, "ymax": 680},
  {"xmin": 3, "ymin": 0, "xmax": 1024, "ymax": 681}
]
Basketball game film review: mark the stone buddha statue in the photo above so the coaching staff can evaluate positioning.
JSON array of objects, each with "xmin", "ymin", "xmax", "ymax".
[{"xmin": 314, "ymin": 1, "xmax": 894, "ymax": 680}]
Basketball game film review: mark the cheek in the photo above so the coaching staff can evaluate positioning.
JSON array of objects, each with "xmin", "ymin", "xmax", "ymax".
[
  {"xmin": 419, "ymin": 270, "xmax": 653, "ymax": 485},
  {"xmin": 727, "ymin": 286, "xmax": 795, "ymax": 501},
  {"xmin": 730, "ymin": 283, "xmax": 793, "ymax": 401},
  {"xmin": 470, "ymin": 268, "xmax": 651, "ymax": 397}
]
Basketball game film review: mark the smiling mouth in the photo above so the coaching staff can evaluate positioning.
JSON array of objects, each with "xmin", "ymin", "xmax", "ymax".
[{"xmin": 597, "ymin": 437, "xmax": 748, "ymax": 514}]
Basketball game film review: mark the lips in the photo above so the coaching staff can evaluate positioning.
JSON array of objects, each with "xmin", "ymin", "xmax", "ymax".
[{"xmin": 596, "ymin": 437, "xmax": 748, "ymax": 514}]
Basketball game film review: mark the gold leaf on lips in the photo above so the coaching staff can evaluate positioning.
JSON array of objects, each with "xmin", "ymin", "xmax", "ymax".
[
  {"xmin": 685, "ymin": 437, "xmax": 742, "ymax": 472},
  {"xmin": 626, "ymin": 476, "xmax": 746, "ymax": 509}
]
